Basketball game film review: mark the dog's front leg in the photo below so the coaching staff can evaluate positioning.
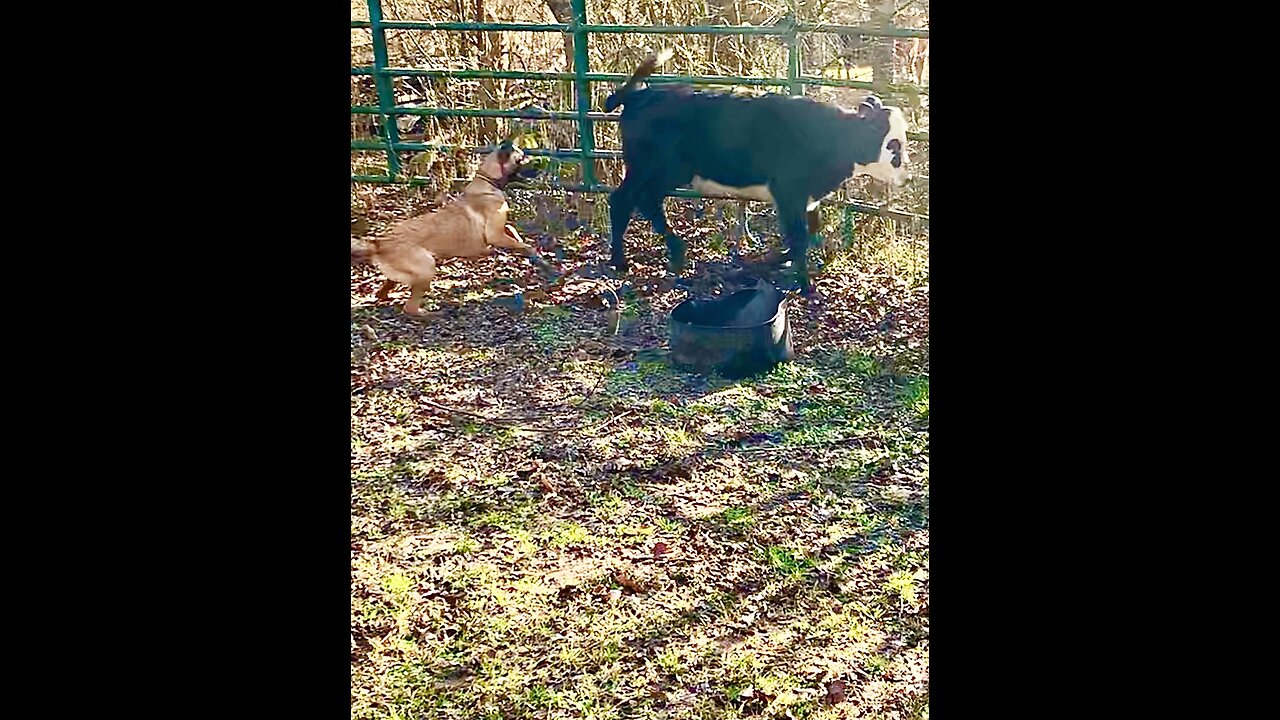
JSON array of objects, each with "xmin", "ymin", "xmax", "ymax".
[
  {"xmin": 490, "ymin": 224, "xmax": 556, "ymax": 276},
  {"xmin": 487, "ymin": 224, "xmax": 537, "ymax": 255}
]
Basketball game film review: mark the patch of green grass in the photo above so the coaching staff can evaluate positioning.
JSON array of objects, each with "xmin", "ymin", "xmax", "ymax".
[
  {"xmin": 825, "ymin": 454, "xmax": 880, "ymax": 484},
  {"xmin": 522, "ymin": 684, "xmax": 564, "ymax": 710},
  {"xmin": 509, "ymin": 528, "xmax": 538, "ymax": 555},
  {"xmin": 885, "ymin": 570, "xmax": 921, "ymax": 604},
  {"xmin": 648, "ymin": 398, "xmax": 680, "ymax": 417},
  {"xmin": 797, "ymin": 397, "xmax": 856, "ymax": 424},
  {"xmin": 762, "ymin": 546, "xmax": 811, "ymax": 578},
  {"xmin": 614, "ymin": 523, "xmax": 655, "ymax": 540},
  {"xmin": 753, "ymin": 671, "xmax": 805, "ymax": 709},
  {"xmin": 586, "ymin": 490, "xmax": 626, "ymax": 520},
  {"xmin": 864, "ymin": 654, "xmax": 890, "ymax": 676},
  {"xmin": 722, "ymin": 506, "xmax": 754, "ymax": 529},
  {"xmin": 617, "ymin": 480, "xmax": 650, "ymax": 502},
  {"xmin": 549, "ymin": 521, "xmax": 590, "ymax": 546},
  {"xmin": 541, "ymin": 304, "xmax": 572, "ymax": 320},
  {"xmin": 594, "ymin": 638, "xmax": 621, "ymax": 664},
  {"xmin": 783, "ymin": 422, "xmax": 846, "ymax": 446},
  {"xmin": 757, "ymin": 360, "xmax": 824, "ymax": 392},
  {"xmin": 818, "ymin": 348, "xmax": 881, "ymax": 376},
  {"xmin": 656, "ymin": 646, "xmax": 686, "ymax": 675},
  {"xmin": 727, "ymin": 648, "xmax": 752, "ymax": 671},
  {"xmin": 605, "ymin": 360, "xmax": 688, "ymax": 396},
  {"xmin": 468, "ymin": 499, "xmax": 536, "ymax": 532},
  {"xmin": 531, "ymin": 305, "xmax": 574, "ymax": 351},
  {"xmin": 707, "ymin": 590, "xmax": 738, "ymax": 616},
  {"xmin": 708, "ymin": 232, "xmax": 728, "ymax": 253},
  {"xmin": 381, "ymin": 572, "xmax": 414, "ymax": 595},
  {"xmin": 658, "ymin": 426, "xmax": 698, "ymax": 456},
  {"xmin": 655, "ymin": 516, "xmax": 683, "ymax": 534},
  {"xmin": 897, "ymin": 375, "xmax": 929, "ymax": 420}
]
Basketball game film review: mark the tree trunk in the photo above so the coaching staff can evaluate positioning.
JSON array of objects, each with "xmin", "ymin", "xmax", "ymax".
[
  {"xmin": 543, "ymin": 0, "xmax": 576, "ymax": 107},
  {"xmin": 474, "ymin": 0, "xmax": 502, "ymax": 141},
  {"xmin": 871, "ymin": 0, "xmax": 895, "ymax": 96}
]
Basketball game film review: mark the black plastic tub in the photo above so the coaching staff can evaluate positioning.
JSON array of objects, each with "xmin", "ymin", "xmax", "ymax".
[{"xmin": 668, "ymin": 281, "xmax": 794, "ymax": 379}]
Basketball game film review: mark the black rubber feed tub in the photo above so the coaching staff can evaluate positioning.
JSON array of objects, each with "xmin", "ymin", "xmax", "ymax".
[{"xmin": 668, "ymin": 282, "xmax": 794, "ymax": 379}]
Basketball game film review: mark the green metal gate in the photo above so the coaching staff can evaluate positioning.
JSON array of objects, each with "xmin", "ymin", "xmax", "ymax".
[{"xmin": 351, "ymin": 0, "xmax": 928, "ymax": 225}]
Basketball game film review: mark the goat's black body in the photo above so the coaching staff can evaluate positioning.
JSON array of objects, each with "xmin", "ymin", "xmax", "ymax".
[{"xmin": 607, "ymin": 83, "xmax": 892, "ymax": 291}]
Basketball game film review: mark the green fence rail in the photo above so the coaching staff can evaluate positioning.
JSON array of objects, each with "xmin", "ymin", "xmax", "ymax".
[{"xmin": 351, "ymin": 0, "xmax": 929, "ymax": 225}]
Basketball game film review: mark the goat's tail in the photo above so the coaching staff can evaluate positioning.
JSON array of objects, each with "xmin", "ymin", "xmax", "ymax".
[{"xmin": 604, "ymin": 48, "xmax": 673, "ymax": 113}]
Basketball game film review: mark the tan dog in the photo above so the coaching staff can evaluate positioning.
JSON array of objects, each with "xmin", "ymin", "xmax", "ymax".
[{"xmin": 351, "ymin": 141, "xmax": 550, "ymax": 316}]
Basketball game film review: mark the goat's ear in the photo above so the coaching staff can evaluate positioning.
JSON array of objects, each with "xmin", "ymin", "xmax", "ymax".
[{"xmin": 856, "ymin": 94, "xmax": 885, "ymax": 118}]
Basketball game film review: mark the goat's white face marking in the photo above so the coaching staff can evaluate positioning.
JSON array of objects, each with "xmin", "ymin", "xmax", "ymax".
[{"xmin": 854, "ymin": 106, "xmax": 910, "ymax": 187}]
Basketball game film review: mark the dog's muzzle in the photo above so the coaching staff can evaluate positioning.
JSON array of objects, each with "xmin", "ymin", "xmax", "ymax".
[{"xmin": 514, "ymin": 162, "xmax": 540, "ymax": 181}]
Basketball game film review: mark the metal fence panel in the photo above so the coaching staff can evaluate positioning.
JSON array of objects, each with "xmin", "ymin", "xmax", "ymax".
[{"xmin": 352, "ymin": 0, "xmax": 929, "ymax": 224}]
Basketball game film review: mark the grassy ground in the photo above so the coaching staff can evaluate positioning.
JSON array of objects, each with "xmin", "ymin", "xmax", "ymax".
[{"xmin": 350, "ymin": 189, "xmax": 929, "ymax": 719}]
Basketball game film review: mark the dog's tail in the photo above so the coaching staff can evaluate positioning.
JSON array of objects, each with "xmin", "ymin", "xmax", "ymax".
[
  {"xmin": 605, "ymin": 48, "xmax": 673, "ymax": 112},
  {"xmin": 351, "ymin": 237, "xmax": 378, "ymax": 266}
]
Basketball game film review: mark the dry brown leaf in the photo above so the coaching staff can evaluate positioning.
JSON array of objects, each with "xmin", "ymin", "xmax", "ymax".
[
  {"xmin": 615, "ymin": 571, "xmax": 644, "ymax": 593},
  {"xmin": 824, "ymin": 679, "xmax": 847, "ymax": 705}
]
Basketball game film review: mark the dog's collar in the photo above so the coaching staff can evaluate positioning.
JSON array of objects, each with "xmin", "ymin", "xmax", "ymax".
[{"xmin": 475, "ymin": 172, "xmax": 507, "ymax": 191}]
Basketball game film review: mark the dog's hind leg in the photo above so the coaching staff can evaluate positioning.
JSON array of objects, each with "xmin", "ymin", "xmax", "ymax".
[
  {"xmin": 399, "ymin": 249, "xmax": 438, "ymax": 317},
  {"xmin": 375, "ymin": 279, "xmax": 397, "ymax": 301},
  {"xmin": 404, "ymin": 281, "xmax": 433, "ymax": 317}
]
